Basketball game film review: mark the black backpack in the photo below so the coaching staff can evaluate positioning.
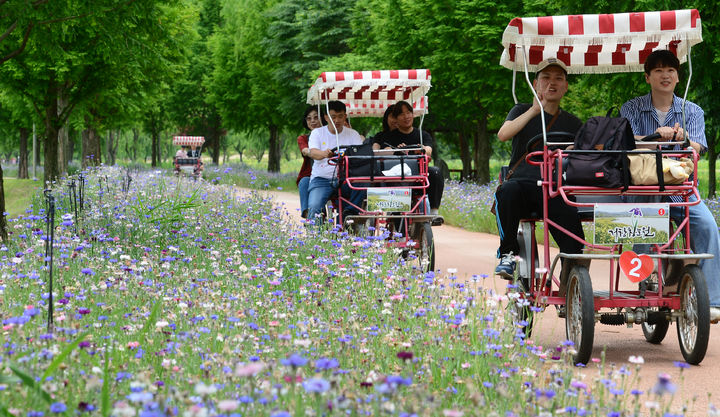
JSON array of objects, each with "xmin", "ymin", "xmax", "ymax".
[{"xmin": 565, "ymin": 115, "xmax": 636, "ymax": 189}]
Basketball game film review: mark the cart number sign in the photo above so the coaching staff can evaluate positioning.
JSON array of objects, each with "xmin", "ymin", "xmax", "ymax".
[
  {"xmin": 619, "ymin": 251, "xmax": 654, "ymax": 282},
  {"xmin": 366, "ymin": 188, "xmax": 412, "ymax": 212},
  {"xmin": 593, "ymin": 203, "xmax": 670, "ymax": 245}
]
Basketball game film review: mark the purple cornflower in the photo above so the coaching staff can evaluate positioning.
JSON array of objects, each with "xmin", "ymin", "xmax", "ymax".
[
  {"xmin": 49, "ymin": 403, "xmax": 67, "ymax": 413},
  {"xmin": 315, "ymin": 358, "xmax": 339, "ymax": 370},
  {"xmin": 302, "ymin": 378, "xmax": 331, "ymax": 393},
  {"xmin": 651, "ymin": 373, "xmax": 677, "ymax": 395},
  {"xmin": 281, "ymin": 353, "xmax": 307, "ymax": 367}
]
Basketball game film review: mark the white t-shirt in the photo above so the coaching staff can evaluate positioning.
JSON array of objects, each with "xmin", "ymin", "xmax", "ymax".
[{"xmin": 308, "ymin": 126, "xmax": 363, "ymax": 179}]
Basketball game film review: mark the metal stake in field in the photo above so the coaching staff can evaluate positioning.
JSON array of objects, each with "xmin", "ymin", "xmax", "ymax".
[
  {"xmin": 68, "ymin": 179, "xmax": 78, "ymax": 235},
  {"xmin": 44, "ymin": 189, "xmax": 56, "ymax": 333},
  {"xmin": 78, "ymin": 173, "xmax": 85, "ymax": 211},
  {"xmin": 122, "ymin": 168, "xmax": 132, "ymax": 194}
]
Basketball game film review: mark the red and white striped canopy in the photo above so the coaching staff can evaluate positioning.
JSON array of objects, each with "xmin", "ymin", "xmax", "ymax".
[
  {"xmin": 500, "ymin": 10, "xmax": 702, "ymax": 74},
  {"xmin": 172, "ymin": 136, "xmax": 205, "ymax": 146},
  {"xmin": 307, "ymin": 69, "xmax": 431, "ymax": 117}
]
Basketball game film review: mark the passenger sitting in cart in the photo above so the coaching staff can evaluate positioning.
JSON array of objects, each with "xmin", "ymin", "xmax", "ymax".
[
  {"xmin": 620, "ymin": 49, "xmax": 720, "ymax": 322},
  {"xmin": 175, "ymin": 146, "xmax": 189, "ymax": 159},
  {"xmin": 494, "ymin": 58, "xmax": 585, "ymax": 278},
  {"xmin": 369, "ymin": 105, "xmax": 397, "ymax": 146},
  {"xmin": 306, "ymin": 100, "xmax": 366, "ymax": 222},
  {"xmin": 371, "ymin": 101, "xmax": 444, "ymax": 217}
]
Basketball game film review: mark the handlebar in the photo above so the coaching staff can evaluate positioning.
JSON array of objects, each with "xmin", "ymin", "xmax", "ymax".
[{"xmin": 525, "ymin": 131, "xmax": 576, "ymax": 154}]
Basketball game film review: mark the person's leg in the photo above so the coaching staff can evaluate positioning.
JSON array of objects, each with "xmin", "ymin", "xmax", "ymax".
[
  {"xmin": 307, "ymin": 177, "xmax": 334, "ymax": 222},
  {"xmin": 340, "ymin": 183, "xmax": 365, "ymax": 216},
  {"xmin": 494, "ymin": 179, "xmax": 536, "ymax": 277},
  {"xmin": 298, "ymin": 176, "xmax": 310, "ymax": 217},
  {"xmin": 671, "ymin": 197, "xmax": 720, "ymax": 307},
  {"xmin": 427, "ymin": 166, "xmax": 444, "ymax": 211},
  {"xmin": 495, "ymin": 179, "xmax": 532, "ymax": 257},
  {"xmin": 547, "ymin": 195, "xmax": 585, "ymax": 255}
]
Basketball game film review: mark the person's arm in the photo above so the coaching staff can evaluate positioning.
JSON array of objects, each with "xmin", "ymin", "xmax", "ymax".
[
  {"xmin": 308, "ymin": 148, "xmax": 333, "ymax": 160},
  {"xmin": 684, "ymin": 105, "xmax": 706, "ymax": 154},
  {"xmin": 298, "ymin": 134, "xmax": 310, "ymax": 157},
  {"xmin": 307, "ymin": 130, "xmax": 332, "ymax": 160},
  {"xmin": 497, "ymin": 103, "xmax": 539, "ymax": 142}
]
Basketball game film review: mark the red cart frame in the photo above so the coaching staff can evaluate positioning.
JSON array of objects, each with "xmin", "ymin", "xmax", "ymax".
[
  {"xmin": 307, "ymin": 69, "xmax": 438, "ymax": 271},
  {"xmin": 500, "ymin": 9, "xmax": 710, "ymax": 365}
]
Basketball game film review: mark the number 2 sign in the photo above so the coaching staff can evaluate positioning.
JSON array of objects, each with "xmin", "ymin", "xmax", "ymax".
[{"xmin": 619, "ymin": 251, "xmax": 654, "ymax": 283}]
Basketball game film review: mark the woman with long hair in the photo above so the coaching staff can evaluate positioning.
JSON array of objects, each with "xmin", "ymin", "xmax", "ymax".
[{"xmin": 297, "ymin": 105, "xmax": 323, "ymax": 218}]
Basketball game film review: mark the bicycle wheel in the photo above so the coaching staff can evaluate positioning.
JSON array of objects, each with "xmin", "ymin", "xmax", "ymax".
[
  {"xmin": 676, "ymin": 265, "xmax": 710, "ymax": 365},
  {"xmin": 641, "ymin": 274, "xmax": 670, "ymax": 344},
  {"xmin": 565, "ymin": 265, "xmax": 595, "ymax": 365},
  {"xmin": 407, "ymin": 221, "xmax": 435, "ymax": 272}
]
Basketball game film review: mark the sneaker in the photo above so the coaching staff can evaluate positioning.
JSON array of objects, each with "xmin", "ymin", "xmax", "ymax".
[
  {"xmin": 495, "ymin": 253, "xmax": 516, "ymax": 279},
  {"xmin": 711, "ymin": 307, "xmax": 720, "ymax": 324}
]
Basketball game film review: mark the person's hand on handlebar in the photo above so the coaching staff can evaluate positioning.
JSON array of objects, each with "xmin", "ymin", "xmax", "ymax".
[
  {"xmin": 308, "ymin": 148, "xmax": 335, "ymax": 160},
  {"xmin": 655, "ymin": 123, "xmax": 685, "ymax": 141}
]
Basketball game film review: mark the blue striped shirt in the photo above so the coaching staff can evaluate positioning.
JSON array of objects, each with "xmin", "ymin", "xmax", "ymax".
[
  {"xmin": 620, "ymin": 93, "xmax": 706, "ymax": 203},
  {"xmin": 620, "ymin": 93, "xmax": 706, "ymax": 151}
]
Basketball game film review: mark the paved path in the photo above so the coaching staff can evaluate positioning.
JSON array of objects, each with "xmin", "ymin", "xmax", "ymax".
[{"xmin": 257, "ymin": 187, "xmax": 719, "ymax": 415}]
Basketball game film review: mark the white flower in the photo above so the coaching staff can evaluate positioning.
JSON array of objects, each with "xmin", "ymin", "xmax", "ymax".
[
  {"xmin": 234, "ymin": 362, "xmax": 265, "ymax": 377},
  {"xmin": 194, "ymin": 382, "xmax": 217, "ymax": 395},
  {"xmin": 217, "ymin": 400, "xmax": 238, "ymax": 412},
  {"xmin": 628, "ymin": 355, "xmax": 644, "ymax": 364}
]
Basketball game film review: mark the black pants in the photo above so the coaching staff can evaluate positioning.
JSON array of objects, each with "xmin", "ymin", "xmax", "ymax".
[
  {"xmin": 495, "ymin": 178, "xmax": 584, "ymax": 256},
  {"xmin": 428, "ymin": 166, "xmax": 444, "ymax": 209}
]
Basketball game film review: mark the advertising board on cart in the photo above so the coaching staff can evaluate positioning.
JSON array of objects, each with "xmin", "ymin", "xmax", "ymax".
[{"xmin": 593, "ymin": 203, "xmax": 670, "ymax": 245}]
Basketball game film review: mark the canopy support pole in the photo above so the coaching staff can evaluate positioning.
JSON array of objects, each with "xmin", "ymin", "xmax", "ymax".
[
  {"xmin": 512, "ymin": 65, "xmax": 518, "ymax": 104},
  {"xmin": 521, "ymin": 45, "xmax": 547, "ymax": 146},
  {"xmin": 680, "ymin": 38, "xmax": 692, "ymax": 148}
]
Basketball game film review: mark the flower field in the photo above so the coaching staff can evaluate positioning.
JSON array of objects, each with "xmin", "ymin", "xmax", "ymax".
[{"xmin": 0, "ymin": 167, "xmax": 699, "ymax": 416}]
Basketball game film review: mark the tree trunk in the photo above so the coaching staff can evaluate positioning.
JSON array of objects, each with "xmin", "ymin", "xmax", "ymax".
[
  {"xmin": 708, "ymin": 130, "xmax": 717, "ymax": 198},
  {"xmin": 458, "ymin": 130, "xmax": 472, "ymax": 178},
  {"xmin": 106, "ymin": 130, "xmax": 118, "ymax": 166},
  {"xmin": 82, "ymin": 126, "xmax": 102, "ymax": 167},
  {"xmin": 66, "ymin": 128, "xmax": 75, "ymax": 165},
  {"xmin": 44, "ymin": 83, "xmax": 61, "ymax": 184},
  {"xmin": 234, "ymin": 145, "xmax": 244, "ymax": 163},
  {"xmin": 474, "ymin": 111, "xmax": 491, "ymax": 184},
  {"xmin": 18, "ymin": 127, "xmax": 29, "ymax": 179},
  {"xmin": 151, "ymin": 130, "xmax": 160, "ymax": 167},
  {"xmin": 0, "ymin": 164, "xmax": 7, "ymax": 241},
  {"xmin": 57, "ymin": 93, "xmax": 69, "ymax": 176},
  {"xmin": 267, "ymin": 124, "xmax": 280, "ymax": 172},
  {"xmin": 131, "ymin": 129, "xmax": 140, "ymax": 162}
]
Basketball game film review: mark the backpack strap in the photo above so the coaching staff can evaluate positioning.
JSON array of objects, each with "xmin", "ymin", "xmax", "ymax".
[
  {"xmin": 620, "ymin": 150, "xmax": 630, "ymax": 192},
  {"xmin": 654, "ymin": 149, "xmax": 665, "ymax": 191}
]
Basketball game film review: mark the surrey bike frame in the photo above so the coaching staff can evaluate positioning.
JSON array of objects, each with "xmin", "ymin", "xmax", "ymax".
[{"xmin": 500, "ymin": 9, "xmax": 710, "ymax": 365}]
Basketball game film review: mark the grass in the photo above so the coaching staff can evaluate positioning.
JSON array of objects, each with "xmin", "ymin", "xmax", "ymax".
[
  {"xmin": 3, "ymin": 177, "xmax": 42, "ymax": 218},
  {"xmin": 0, "ymin": 166, "xmax": 696, "ymax": 416}
]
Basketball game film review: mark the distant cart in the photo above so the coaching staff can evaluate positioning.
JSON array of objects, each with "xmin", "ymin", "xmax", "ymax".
[
  {"xmin": 307, "ymin": 69, "xmax": 438, "ymax": 272},
  {"xmin": 172, "ymin": 136, "xmax": 204, "ymax": 178}
]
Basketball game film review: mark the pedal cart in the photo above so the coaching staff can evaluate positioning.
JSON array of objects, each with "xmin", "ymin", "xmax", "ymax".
[
  {"xmin": 500, "ymin": 9, "xmax": 710, "ymax": 364},
  {"xmin": 173, "ymin": 136, "xmax": 204, "ymax": 178},
  {"xmin": 307, "ymin": 69, "xmax": 438, "ymax": 272}
]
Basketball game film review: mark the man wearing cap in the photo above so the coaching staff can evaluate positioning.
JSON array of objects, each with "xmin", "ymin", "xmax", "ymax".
[{"xmin": 494, "ymin": 58, "xmax": 585, "ymax": 278}]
